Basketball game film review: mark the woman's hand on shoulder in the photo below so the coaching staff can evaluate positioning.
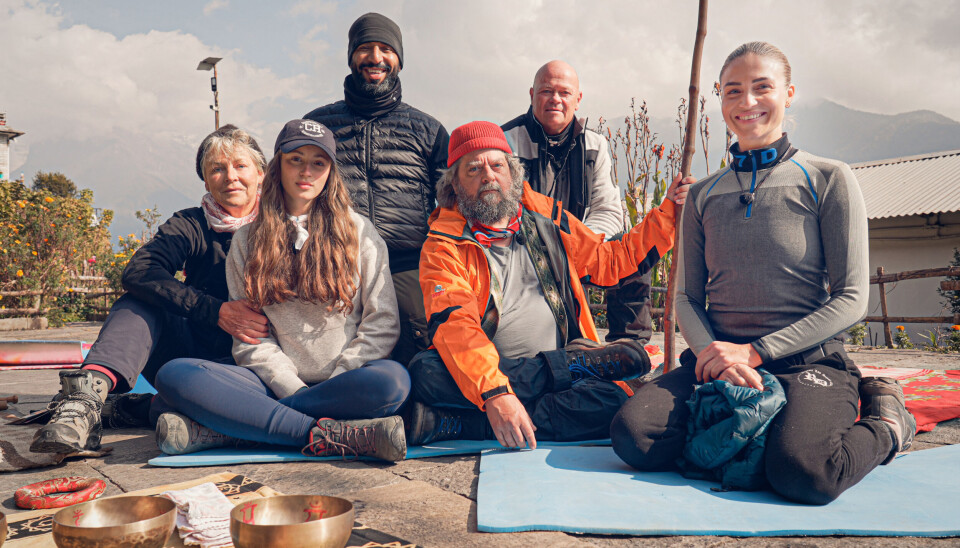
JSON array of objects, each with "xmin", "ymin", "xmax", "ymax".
[
  {"xmin": 695, "ymin": 341, "xmax": 763, "ymax": 389},
  {"xmin": 666, "ymin": 174, "xmax": 696, "ymax": 206}
]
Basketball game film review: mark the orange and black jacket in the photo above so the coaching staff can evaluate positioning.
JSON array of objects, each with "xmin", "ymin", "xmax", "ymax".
[{"xmin": 420, "ymin": 182, "xmax": 677, "ymax": 411}]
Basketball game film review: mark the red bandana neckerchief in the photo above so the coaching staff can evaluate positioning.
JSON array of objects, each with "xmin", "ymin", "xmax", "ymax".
[{"xmin": 469, "ymin": 204, "xmax": 522, "ymax": 248}]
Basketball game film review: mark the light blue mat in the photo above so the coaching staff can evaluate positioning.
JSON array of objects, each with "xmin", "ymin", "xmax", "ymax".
[
  {"xmin": 477, "ymin": 444, "xmax": 960, "ymax": 537},
  {"xmin": 147, "ymin": 439, "xmax": 611, "ymax": 467}
]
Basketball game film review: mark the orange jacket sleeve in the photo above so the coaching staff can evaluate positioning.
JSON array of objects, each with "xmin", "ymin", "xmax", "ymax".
[
  {"xmin": 419, "ymin": 236, "xmax": 513, "ymax": 410},
  {"xmin": 563, "ymin": 199, "xmax": 677, "ymax": 286}
]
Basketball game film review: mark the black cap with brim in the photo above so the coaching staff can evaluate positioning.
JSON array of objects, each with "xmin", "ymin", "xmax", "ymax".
[{"xmin": 274, "ymin": 119, "xmax": 337, "ymax": 162}]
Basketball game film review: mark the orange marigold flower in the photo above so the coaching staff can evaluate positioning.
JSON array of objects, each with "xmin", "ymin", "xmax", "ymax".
[
  {"xmin": 44, "ymin": 196, "xmax": 55, "ymax": 203},
  {"xmin": 31, "ymin": 251, "xmax": 37, "ymax": 256},
  {"xmin": 50, "ymin": 223, "xmax": 56, "ymax": 227},
  {"xmin": 896, "ymin": 325, "xmax": 905, "ymax": 331},
  {"xmin": 16, "ymin": 269, "xmax": 23, "ymax": 277},
  {"xmin": 952, "ymin": 325, "xmax": 960, "ymax": 331}
]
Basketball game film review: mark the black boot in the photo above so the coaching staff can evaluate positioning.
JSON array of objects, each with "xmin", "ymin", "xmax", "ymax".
[
  {"xmin": 859, "ymin": 376, "xmax": 917, "ymax": 464},
  {"xmin": 406, "ymin": 402, "xmax": 488, "ymax": 446},
  {"xmin": 30, "ymin": 370, "xmax": 107, "ymax": 453},
  {"xmin": 565, "ymin": 338, "xmax": 651, "ymax": 383}
]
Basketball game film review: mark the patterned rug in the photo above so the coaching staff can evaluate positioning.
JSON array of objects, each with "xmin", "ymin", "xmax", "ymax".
[
  {"xmin": 858, "ymin": 366, "xmax": 960, "ymax": 432},
  {"xmin": 5, "ymin": 472, "xmax": 418, "ymax": 547}
]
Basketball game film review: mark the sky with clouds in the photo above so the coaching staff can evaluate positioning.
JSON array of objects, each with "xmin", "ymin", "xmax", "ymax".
[{"xmin": 1, "ymin": 0, "xmax": 958, "ymax": 237}]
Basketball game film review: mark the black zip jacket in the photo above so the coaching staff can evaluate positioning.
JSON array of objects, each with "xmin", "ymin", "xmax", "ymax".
[{"xmin": 121, "ymin": 207, "xmax": 231, "ymax": 339}]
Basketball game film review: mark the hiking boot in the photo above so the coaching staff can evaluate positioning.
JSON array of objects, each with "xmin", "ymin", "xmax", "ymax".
[
  {"xmin": 565, "ymin": 338, "xmax": 651, "ymax": 383},
  {"xmin": 102, "ymin": 393, "xmax": 154, "ymax": 429},
  {"xmin": 303, "ymin": 416, "xmax": 406, "ymax": 462},
  {"xmin": 406, "ymin": 402, "xmax": 466, "ymax": 446},
  {"xmin": 30, "ymin": 370, "xmax": 108, "ymax": 453},
  {"xmin": 155, "ymin": 412, "xmax": 246, "ymax": 455},
  {"xmin": 859, "ymin": 376, "xmax": 917, "ymax": 464}
]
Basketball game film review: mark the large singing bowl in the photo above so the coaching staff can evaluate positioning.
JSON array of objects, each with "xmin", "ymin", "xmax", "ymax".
[
  {"xmin": 51, "ymin": 496, "xmax": 176, "ymax": 548},
  {"xmin": 230, "ymin": 495, "xmax": 354, "ymax": 548}
]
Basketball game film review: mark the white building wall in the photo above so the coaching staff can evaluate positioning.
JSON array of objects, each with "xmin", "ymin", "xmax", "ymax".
[
  {"xmin": 0, "ymin": 134, "xmax": 9, "ymax": 181},
  {"xmin": 866, "ymin": 234, "xmax": 960, "ymax": 345}
]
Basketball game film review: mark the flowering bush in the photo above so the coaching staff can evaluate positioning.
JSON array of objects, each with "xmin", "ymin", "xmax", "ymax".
[
  {"xmin": 846, "ymin": 322, "xmax": 867, "ymax": 346},
  {"xmin": 947, "ymin": 325, "xmax": 960, "ymax": 353},
  {"xmin": 893, "ymin": 325, "xmax": 914, "ymax": 349},
  {"xmin": 0, "ymin": 181, "xmax": 113, "ymax": 308}
]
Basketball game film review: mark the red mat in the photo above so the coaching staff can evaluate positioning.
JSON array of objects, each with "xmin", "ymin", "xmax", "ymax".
[{"xmin": 859, "ymin": 366, "xmax": 960, "ymax": 432}]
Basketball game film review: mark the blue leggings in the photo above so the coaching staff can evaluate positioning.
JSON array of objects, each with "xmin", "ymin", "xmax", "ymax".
[{"xmin": 153, "ymin": 358, "xmax": 410, "ymax": 447}]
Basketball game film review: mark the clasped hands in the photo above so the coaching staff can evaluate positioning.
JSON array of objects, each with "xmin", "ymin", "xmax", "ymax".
[{"xmin": 695, "ymin": 341, "xmax": 764, "ymax": 390}]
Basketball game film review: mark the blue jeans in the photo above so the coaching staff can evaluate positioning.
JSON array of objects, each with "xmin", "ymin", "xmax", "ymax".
[{"xmin": 153, "ymin": 358, "xmax": 410, "ymax": 447}]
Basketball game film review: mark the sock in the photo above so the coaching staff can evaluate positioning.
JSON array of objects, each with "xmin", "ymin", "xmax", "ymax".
[{"xmin": 82, "ymin": 364, "xmax": 117, "ymax": 393}]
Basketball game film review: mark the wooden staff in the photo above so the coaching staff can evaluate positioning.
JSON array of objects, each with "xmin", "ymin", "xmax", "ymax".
[{"xmin": 663, "ymin": 0, "xmax": 708, "ymax": 372}]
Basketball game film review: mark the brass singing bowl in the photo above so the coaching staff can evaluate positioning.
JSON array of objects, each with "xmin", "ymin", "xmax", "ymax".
[
  {"xmin": 1, "ymin": 510, "xmax": 7, "ymax": 548},
  {"xmin": 51, "ymin": 496, "xmax": 176, "ymax": 548},
  {"xmin": 230, "ymin": 495, "xmax": 354, "ymax": 548}
]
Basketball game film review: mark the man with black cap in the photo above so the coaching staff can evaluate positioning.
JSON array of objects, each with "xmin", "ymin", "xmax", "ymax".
[
  {"xmin": 304, "ymin": 12, "xmax": 449, "ymax": 366},
  {"xmin": 30, "ymin": 125, "xmax": 270, "ymax": 454}
]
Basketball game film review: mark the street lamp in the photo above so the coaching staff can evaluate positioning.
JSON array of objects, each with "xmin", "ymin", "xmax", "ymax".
[{"xmin": 197, "ymin": 57, "xmax": 223, "ymax": 130}]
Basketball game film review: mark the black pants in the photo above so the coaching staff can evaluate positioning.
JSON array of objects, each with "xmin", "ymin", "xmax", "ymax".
[
  {"xmin": 81, "ymin": 294, "xmax": 233, "ymax": 392},
  {"xmin": 610, "ymin": 346, "xmax": 894, "ymax": 505},
  {"xmin": 409, "ymin": 348, "xmax": 628, "ymax": 441},
  {"xmin": 390, "ymin": 269, "xmax": 430, "ymax": 367},
  {"xmin": 604, "ymin": 270, "xmax": 653, "ymax": 342}
]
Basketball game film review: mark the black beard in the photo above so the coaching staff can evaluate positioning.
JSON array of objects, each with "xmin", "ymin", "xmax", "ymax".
[
  {"xmin": 350, "ymin": 62, "xmax": 399, "ymax": 96},
  {"xmin": 455, "ymin": 180, "xmax": 522, "ymax": 226}
]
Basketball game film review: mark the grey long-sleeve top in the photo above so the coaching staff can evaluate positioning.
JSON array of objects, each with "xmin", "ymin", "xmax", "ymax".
[
  {"xmin": 226, "ymin": 210, "xmax": 400, "ymax": 398},
  {"xmin": 675, "ymin": 147, "xmax": 869, "ymax": 363}
]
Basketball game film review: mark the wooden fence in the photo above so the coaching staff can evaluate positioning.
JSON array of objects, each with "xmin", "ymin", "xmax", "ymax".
[
  {"xmin": 0, "ymin": 275, "xmax": 120, "ymax": 318},
  {"xmin": 867, "ymin": 266, "xmax": 960, "ymax": 348}
]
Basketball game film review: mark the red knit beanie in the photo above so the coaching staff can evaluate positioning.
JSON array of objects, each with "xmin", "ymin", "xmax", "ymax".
[{"xmin": 447, "ymin": 121, "xmax": 513, "ymax": 167}]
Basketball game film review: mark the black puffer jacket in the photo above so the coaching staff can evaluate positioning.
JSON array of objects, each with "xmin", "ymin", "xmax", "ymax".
[{"xmin": 304, "ymin": 101, "xmax": 449, "ymax": 274}]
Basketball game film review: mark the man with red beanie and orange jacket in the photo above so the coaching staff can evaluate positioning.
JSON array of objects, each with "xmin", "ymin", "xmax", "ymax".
[{"xmin": 406, "ymin": 121, "xmax": 691, "ymax": 449}]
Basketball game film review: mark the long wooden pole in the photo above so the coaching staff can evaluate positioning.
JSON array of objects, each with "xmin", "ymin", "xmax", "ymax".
[{"xmin": 663, "ymin": 0, "xmax": 708, "ymax": 372}]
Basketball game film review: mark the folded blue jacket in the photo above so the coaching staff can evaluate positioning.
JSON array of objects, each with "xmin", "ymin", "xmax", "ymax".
[{"xmin": 678, "ymin": 369, "xmax": 786, "ymax": 491}]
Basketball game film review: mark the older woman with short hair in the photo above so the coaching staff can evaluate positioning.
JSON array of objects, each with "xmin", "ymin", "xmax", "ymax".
[{"xmin": 31, "ymin": 124, "xmax": 271, "ymax": 455}]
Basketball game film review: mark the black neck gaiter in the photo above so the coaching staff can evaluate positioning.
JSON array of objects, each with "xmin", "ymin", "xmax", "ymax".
[{"xmin": 343, "ymin": 75, "xmax": 402, "ymax": 118}]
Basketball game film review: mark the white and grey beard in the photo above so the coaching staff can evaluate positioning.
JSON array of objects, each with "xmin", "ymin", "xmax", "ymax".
[{"xmin": 455, "ymin": 178, "xmax": 523, "ymax": 226}]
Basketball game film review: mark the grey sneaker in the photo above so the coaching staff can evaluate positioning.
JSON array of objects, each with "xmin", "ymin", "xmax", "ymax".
[
  {"xmin": 156, "ymin": 412, "xmax": 243, "ymax": 455},
  {"xmin": 859, "ymin": 376, "xmax": 917, "ymax": 464},
  {"xmin": 303, "ymin": 416, "xmax": 406, "ymax": 462},
  {"xmin": 30, "ymin": 370, "xmax": 107, "ymax": 453}
]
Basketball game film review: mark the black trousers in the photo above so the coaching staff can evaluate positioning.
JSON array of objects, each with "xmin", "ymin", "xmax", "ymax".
[
  {"xmin": 610, "ymin": 345, "xmax": 894, "ymax": 505},
  {"xmin": 409, "ymin": 348, "xmax": 628, "ymax": 441},
  {"xmin": 604, "ymin": 270, "xmax": 653, "ymax": 342},
  {"xmin": 390, "ymin": 269, "xmax": 430, "ymax": 367},
  {"xmin": 81, "ymin": 294, "xmax": 233, "ymax": 392}
]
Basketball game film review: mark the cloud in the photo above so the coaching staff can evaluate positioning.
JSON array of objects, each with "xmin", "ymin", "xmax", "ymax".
[{"xmin": 203, "ymin": 0, "xmax": 228, "ymax": 16}]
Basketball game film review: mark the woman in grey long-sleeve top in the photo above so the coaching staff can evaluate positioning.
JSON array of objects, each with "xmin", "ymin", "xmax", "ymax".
[{"xmin": 610, "ymin": 42, "xmax": 916, "ymax": 504}]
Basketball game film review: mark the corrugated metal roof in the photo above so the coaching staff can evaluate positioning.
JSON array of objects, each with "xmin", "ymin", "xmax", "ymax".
[{"xmin": 850, "ymin": 149, "xmax": 960, "ymax": 219}]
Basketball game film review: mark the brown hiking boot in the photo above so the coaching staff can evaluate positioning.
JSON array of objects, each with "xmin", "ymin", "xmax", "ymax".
[
  {"xmin": 30, "ymin": 370, "xmax": 107, "ymax": 453},
  {"xmin": 565, "ymin": 338, "xmax": 651, "ymax": 383},
  {"xmin": 859, "ymin": 376, "xmax": 917, "ymax": 464},
  {"xmin": 303, "ymin": 416, "xmax": 406, "ymax": 462}
]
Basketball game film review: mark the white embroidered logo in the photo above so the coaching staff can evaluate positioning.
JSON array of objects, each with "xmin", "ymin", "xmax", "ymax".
[
  {"xmin": 300, "ymin": 121, "xmax": 325, "ymax": 137},
  {"xmin": 798, "ymin": 369, "xmax": 833, "ymax": 388}
]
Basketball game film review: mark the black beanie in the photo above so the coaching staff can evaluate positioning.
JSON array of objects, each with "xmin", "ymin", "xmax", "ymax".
[
  {"xmin": 347, "ymin": 12, "xmax": 404, "ymax": 69},
  {"xmin": 195, "ymin": 124, "xmax": 265, "ymax": 181}
]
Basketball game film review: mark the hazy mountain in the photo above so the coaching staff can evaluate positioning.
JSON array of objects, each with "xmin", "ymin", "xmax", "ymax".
[{"xmin": 601, "ymin": 99, "xmax": 960, "ymax": 187}]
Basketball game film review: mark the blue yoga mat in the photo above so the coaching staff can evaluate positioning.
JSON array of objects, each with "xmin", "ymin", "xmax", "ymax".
[
  {"xmin": 147, "ymin": 439, "xmax": 611, "ymax": 467},
  {"xmin": 477, "ymin": 444, "xmax": 960, "ymax": 537}
]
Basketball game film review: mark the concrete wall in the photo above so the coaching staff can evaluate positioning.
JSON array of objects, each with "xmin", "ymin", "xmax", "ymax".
[
  {"xmin": 0, "ymin": 134, "xmax": 9, "ymax": 181},
  {"xmin": 866, "ymin": 213, "xmax": 960, "ymax": 346}
]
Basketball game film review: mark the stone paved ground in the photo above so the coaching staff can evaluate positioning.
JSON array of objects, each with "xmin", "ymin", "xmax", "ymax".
[{"xmin": 2, "ymin": 323, "xmax": 960, "ymax": 546}]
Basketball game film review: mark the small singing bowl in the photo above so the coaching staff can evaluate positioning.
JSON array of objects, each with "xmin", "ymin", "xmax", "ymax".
[
  {"xmin": 230, "ymin": 495, "xmax": 354, "ymax": 548},
  {"xmin": 51, "ymin": 496, "xmax": 176, "ymax": 548}
]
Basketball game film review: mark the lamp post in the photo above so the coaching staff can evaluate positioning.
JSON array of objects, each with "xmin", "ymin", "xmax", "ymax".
[{"xmin": 196, "ymin": 57, "xmax": 223, "ymax": 130}]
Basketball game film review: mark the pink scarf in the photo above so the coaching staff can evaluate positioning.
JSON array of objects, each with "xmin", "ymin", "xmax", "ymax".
[{"xmin": 201, "ymin": 193, "xmax": 259, "ymax": 233}]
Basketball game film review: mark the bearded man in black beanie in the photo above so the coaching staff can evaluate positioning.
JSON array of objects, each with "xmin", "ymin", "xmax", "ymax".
[{"xmin": 305, "ymin": 12, "xmax": 449, "ymax": 367}]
